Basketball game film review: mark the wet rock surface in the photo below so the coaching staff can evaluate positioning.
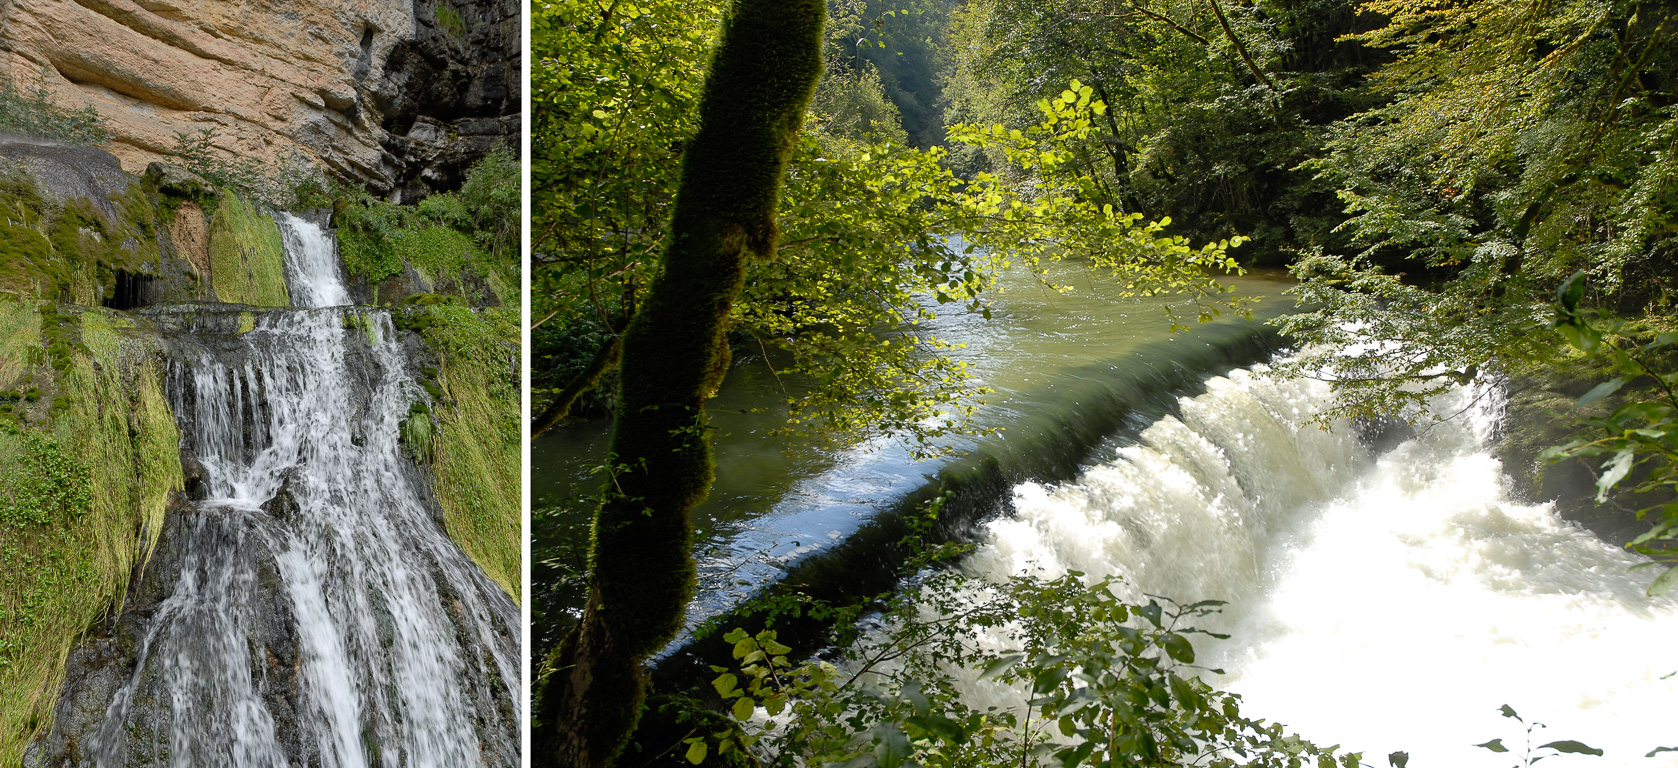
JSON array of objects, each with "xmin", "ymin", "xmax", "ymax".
[
  {"xmin": 0, "ymin": 142, "xmax": 131, "ymax": 224},
  {"xmin": 24, "ymin": 508, "xmax": 305, "ymax": 767}
]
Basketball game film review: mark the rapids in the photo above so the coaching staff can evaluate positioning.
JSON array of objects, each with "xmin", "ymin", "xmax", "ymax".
[{"xmin": 966, "ymin": 363, "xmax": 1678, "ymax": 766}]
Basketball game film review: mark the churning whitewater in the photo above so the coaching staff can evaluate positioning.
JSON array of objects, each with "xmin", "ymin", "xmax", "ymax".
[
  {"xmin": 965, "ymin": 363, "xmax": 1678, "ymax": 767},
  {"xmin": 85, "ymin": 217, "xmax": 519, "ymax": 767}
]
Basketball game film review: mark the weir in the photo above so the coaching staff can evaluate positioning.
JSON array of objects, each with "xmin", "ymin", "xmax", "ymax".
[
  {"xmin": 533, "ymin": 269, "xmax": 1302, "ymax": 680},
  {"xmin": 44, "ymin": 217, "xmax": 519, "ymax": 767},
  {"xmin": 651, "ymin": 321, "xmax": 1288, "ymax": 683}
]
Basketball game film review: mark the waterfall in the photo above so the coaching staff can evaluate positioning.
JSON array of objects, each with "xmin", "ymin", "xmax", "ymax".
[
  {"xmin": 960, "ymin": 363, "xmax": 1678, "ymax": 766},
  {"xmin": 277, "ymin": 213, "xmax": 352, "ymax": 309},
  {"xmin": 83, "ymin": 220, "xmax": 519, "ymax": 766}
]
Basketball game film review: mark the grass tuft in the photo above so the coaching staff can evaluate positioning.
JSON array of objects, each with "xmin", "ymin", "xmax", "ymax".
[{"xmin": 400, "ymin": 303, "xmax": 521, "ymax": 598}]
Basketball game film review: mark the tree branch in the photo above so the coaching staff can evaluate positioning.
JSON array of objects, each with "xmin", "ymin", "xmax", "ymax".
[{"xmin": 531, "ymin": 334, "xmax": 623, "ymax": 439}]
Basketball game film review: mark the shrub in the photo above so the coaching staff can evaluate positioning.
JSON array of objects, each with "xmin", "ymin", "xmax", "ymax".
[{"xmin": 0, "ymin": 68, "xmax": 110, "ymax": 146}]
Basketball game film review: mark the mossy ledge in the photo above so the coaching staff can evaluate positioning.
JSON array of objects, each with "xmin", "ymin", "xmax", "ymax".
[
  {"xmin": 0, "ymin": 299, "xmax": 183, "ymax": 763},
  {"xmin": 207, "ymin": 191, "xmax": 290, "ymax": 307},
  {"xmin": 395, "ymin": 298, "xmax": 522, "ymax": 599}
]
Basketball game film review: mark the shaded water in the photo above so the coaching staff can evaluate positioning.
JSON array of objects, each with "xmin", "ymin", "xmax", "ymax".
[
  {"xmin": 963, "ymin": 362, "xmax": 1678, "ymax": 766},
  {"xmin": 84, "ymin": 218, "xmax": 519, "ymax": 767}
]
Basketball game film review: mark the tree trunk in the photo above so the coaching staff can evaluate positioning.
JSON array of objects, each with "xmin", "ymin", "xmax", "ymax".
[{"xmin": 532, "ymin": 1, "xmax": 826, "ymax": 765}]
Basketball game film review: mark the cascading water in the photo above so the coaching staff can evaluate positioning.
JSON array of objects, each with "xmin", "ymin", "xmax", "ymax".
[
  {"xmin": 277, "ymin": 213, "xmax": 352, "ymax": 309},
  {"xmin": 961, "ymin": 362, "xmax": 1678, "ymax": 767},
  {"xmin": 84, "ymin": 217, "xmax": 519, "ymax": 767}
]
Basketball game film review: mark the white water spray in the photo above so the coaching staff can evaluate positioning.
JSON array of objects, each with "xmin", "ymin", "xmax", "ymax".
[{"xmin": 964, "ymin": 364, "xmax": 1678, "ymax": 767}]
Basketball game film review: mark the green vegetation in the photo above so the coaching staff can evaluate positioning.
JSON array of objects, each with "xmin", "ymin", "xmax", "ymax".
[
  {"xmin": 1, "ymin": 158, "xmax": 173, "ymax": 304},
  {"xmin": 700, "ymin": 572, "xmax": 1361, "ymax": 768},
  {"xmin": 208, "ymin": 190, "xmax": 290, "ymax": 306},
  {"xmin": 0, "ymin": 299, "xmax": 182, "ymax": 763},
  {"xmin": 397, "ymin": 302, "xmax": 521, "ymax": 598},
  {"xmin": 336, "ymin": 150, "xmax": 520, "ymax": 307},
  {"xmin": 535, "ymin": 2, "xmax": 828, "ymax": 762},
  {"xmin": 539, "ymin": 0, "xmax": 1678, "ymax": 761},
  {"xmin": 0, "ymin": 68, "xmax": 111, "ymax": 146},
  {"xmin": 436, "ymin": 3, "xmax": 468, "ymax": 37},
  {"xmin": 532, "ymin": 0, "xmax": 1248, "ymax": 449}
]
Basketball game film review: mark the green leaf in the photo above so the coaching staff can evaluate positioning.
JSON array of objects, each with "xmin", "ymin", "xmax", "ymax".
[
  {"xmin": 980, "ymin": 654, "xmax": 1024, "ymax": 680},
  {"xmin": 685, "ymin": 740, "xmax": 708, "ymax": 765},
  {"xmin": 1163, "ymin": 633, "xmax": 1195, "ymax": 663},
  {"xmin": 1576, "ymin": 378, "xmax": 1628, "ymax": 410},
  {"xmin": 1598, "ymin": 450, "xmax": 1635, "ymax": 503},
  {"xmin": 731, "ymin": 695, "xmax": 756, "ymax": 721},
  {"xmin": 1557, "ymin": 271, "xmax": 1586, "ymax": 313},
  {"xmin": 874, "ymin": 724, "xmax": 911, "ymax": 768},
  {"xmin": 1388, "ymin": 751, "xmax": 1409, "ymax": 767},
  {"xmin": 1647, "ymin": 564, "xmax": 1678, "ymax": 597},
  {"xmin": 905, "ymin": 714, "xmax": 963, "ymax": 742},
  {"xmin": 1499, "ymin": 704, "xmax": 1521, "ymax": 720},
  {"xmin": 712, "ymin": 673, "xmax": 739, "ymax": 698},
  {"xmin": 1539, "ymin": 741, "xmax": 1602, "ymax": 756},
  {"xmin": 1477, "ymin": 739, "xmax": 1509, "ymax": 753}
]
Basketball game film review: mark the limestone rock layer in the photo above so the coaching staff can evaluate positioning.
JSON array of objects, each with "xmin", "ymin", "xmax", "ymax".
[{"xmin": 0, "ymin": 0, "xmax": 518, "ymax": 199}]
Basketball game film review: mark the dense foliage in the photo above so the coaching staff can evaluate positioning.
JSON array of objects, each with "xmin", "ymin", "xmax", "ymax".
[
  {"xmin": 1277, "ymin": 0, "xmax": 1678, "ymax": 423},
  {"xmin": 700, "ymin": 572, "xmax": 1360, "ymax": 768},
  {"xmin": 333, "ymin": 149, "xmax": 521, "ymax": 306}
]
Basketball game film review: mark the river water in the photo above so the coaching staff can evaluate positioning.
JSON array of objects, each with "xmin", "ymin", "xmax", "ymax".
[
  {"xmin": 965, "ymin": 362, "xmax": 1678, "ymax": 766},
  {"xmin": 539, "ymin": 256, "xmax": 1676, "ymax": 763}
]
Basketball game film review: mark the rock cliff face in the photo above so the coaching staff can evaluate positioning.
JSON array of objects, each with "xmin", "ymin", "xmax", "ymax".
[{"xmin": 0, "ymin": 0, "xmax": 518, "ymax": 199}]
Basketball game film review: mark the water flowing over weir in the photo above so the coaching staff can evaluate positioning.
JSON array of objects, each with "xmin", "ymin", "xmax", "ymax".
[
  {"xmin": 73, "ymin": 217, "xmax": 519, "ymax": 766},
  {"xmin": 960, "ymin": 362, "xmax": 1678, "ymax": 767}
]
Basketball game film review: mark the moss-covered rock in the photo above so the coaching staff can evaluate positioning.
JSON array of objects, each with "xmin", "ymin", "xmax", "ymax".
[
  {"xmin": 207, "ymin": 191, "xmax": 290, "ymax": 307},
  {"xmin": 396, "ymin": 302, "xmax": 520, "ymax": 599},
  {"xmin": 0, "ymin": 143, "xmax": 208, "ymax": 307},
  {"xmin": 1494, "ymin": 371, "xmax": 1670, "ymax": 547},
  {"xmin": 0, "ymin": 298, "xmax": 183, "ymax": 763},
  {"xmin": 334, "ymin": 200, "xmax": 515, "ymax": 309}
]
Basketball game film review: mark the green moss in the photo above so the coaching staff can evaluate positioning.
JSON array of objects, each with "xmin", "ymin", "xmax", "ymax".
[
  {"xmin": 435, "ymin": 3, "xmax": 468, "ymax": 37},
  {"xmin": 237, "ymin": 311, "xmax": 254, "ymax": 334},
  {"xmin": 208, "ymin": 191, "xmax": 290, "ymax": 307},
  {"xmin": 342, "ymin": 310, "xmax": 384, "ymax": 346},
  {"xmin": 0, "ymin": 299, "xmax": 183, "ymax": 762},
  {"xmin": 400, "ymin": 303, "xmax": 520, "ymax": 599},
  {"xmin": 536, "ymin": 0, "xmax": 826, "ymax": 759},
  {"xmin": 0, "ymin": 160, "xmax": 172, "ymax": 304},
  {"xmin": 335, "ymin": 194, "xmax": 515, "ymax": 307}
]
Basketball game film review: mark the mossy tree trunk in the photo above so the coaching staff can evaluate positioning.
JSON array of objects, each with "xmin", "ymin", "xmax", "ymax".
[{"xmin": 532, "ymin": 1, "xmax": 826, "ymax": 765}]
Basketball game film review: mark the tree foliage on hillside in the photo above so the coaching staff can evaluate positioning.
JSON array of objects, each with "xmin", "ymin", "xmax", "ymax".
[
  {"xmin": 941, "ymin": 0, "xmax": 1383, "ymax": 265},
  {"xmin": 1277, "ymin": 0, "xmax": 1678, "ymax": 417}
]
